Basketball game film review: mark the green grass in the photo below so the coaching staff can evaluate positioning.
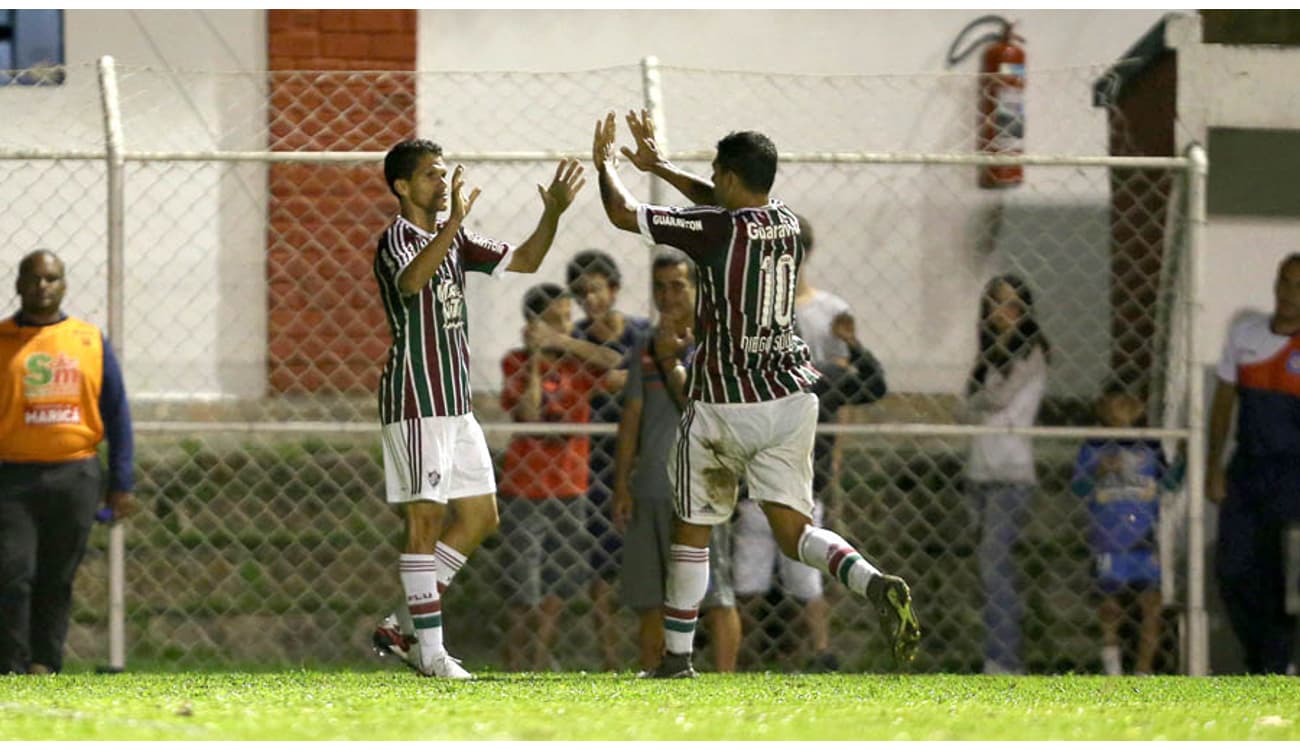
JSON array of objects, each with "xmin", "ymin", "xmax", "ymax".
[{"xmin": 1, "ymin": 671, "xmax": 1297, "ymax": 740}]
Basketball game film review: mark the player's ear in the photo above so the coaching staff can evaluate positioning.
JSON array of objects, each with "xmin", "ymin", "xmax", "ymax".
[{"xmin": 393, "ymin": 177, "xmax": 411, "ymax": 200}]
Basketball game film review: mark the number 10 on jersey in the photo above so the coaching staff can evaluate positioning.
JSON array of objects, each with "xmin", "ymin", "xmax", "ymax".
[{"xmin": 757, "ymin": 253, "xmax": 797, "ymax": 327}]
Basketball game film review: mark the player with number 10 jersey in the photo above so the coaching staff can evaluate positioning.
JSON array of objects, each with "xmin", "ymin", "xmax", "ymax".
[
  {"xmin": 635, "ymin": 201, "xmax": 821, "ymax": 405},
  {"xmin": 593, "ymin": 111, "xmax": 921, "ymax": 678}
]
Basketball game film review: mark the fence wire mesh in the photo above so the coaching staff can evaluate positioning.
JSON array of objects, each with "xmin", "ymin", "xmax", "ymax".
[{"xmin": 0, "ymin": 61, "xmax": 1196, "ymax": 674}]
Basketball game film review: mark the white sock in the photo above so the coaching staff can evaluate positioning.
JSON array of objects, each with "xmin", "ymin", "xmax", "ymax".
[
  {"xmin": 663, "ymin": 544, "xmax": 709, "ymax": 655},
  {"xmin": 399, "ymin": 553, "xmax": 444, "ymax": 664},
  {"xmin": 1102, "ymin": 644, "xmax": 1122, "ymax": 676},
  {"xmin": 796, "ymin": 526, "xmax": 879, "ymax": 598},
  {"xmin": 435, "ymin": 541, "xmax": 468, "ymax": 595}
]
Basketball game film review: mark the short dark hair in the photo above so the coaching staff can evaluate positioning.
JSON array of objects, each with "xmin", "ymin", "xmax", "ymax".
[
  {"xmin": 18, "ymin": 249, "xmax": 60, "ymax": 276},
  {"xmin": 566, "ymin": 249, "xmax": 621, "ymax": 289},
  {"xmin": 715, "ymin": 131, "xmax": 778, "ymax": 193},
  {"xmin": 384, "ymin": 139, "xmax": 443, "ymax": 197},
  {"xmin": 652, "ymin": 249, "xmax": 696, "ymax": 285},
  {"xmin": 522, "ymin": 283, "xmax": 569, "ymax": 320},
  {"xmin": 1279, "ymin": 252, "xmax": 1300, "ymax": 274}
]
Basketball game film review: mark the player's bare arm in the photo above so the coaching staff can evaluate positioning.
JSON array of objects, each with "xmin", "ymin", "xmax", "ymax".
[
  {"xmin": 623, "ymin": 109, "xmax": 715, "ymax": 206},
  {"xmin": 507, "ymin": 158, "xmax": 587, "ymax": 273},
  {"xmin": 593, "ymin": 111, "xmax": 641, "ymax": 232},
  {"xmin": 397, "ymin": 163, "xmax": 479, "ymax": 295}
]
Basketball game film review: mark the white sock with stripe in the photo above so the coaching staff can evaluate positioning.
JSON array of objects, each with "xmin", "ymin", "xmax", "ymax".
[
  {"xmin": 663, "ymin": 544, "xmax": 709, "ymax": 655},
  {"xmin": 399, "ymin": 553, "xmax": 444, "ymax": 666},
  {"xmin": 796, "ymin": 526, "xmax": 880, "ymax": 598},
  {"xmin": 434, "ymin": 541, "xmax": 468, "ymax": 595}
]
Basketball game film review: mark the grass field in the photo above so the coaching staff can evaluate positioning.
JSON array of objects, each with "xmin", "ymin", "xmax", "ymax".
[{"xmin": 1, "ymin": 670, "xmax": 1297, "ymax": 740}]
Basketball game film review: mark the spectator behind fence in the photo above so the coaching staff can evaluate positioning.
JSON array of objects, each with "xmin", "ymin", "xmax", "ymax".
[
  {"xmin": 369, "ymin": 139, "xmax": 585, "ymax": 680},
  {"xmin": 1071, "ymin": 383, "xmax": 1182, "ymax": 676},
  {"xmin": 1207, "ymin": 253, "xmax": 1300, "ymax": 675},
  {"xmin": 732, "ymin": 214, "xmax": 887, "ymax": 672},
  {"xmin": 567, "ymin": 249, "xmax": 651, "ymax": 671},
  {"xmin": 961, "ymin": 273, "xmax": 1050, "ymax": 675},
  {"xmin": 1, "ymin": 249, "xmax": 138, "ymax": 675},
  {"xmin": 594, "ymin": 110, "xmax": 921, "ymax": 678},
  {"xmin": 613, "ymin": 250, "xmax": 740, "ymax": 675},
  {"xmin": 498, "ymin": 283, "xmax": 608, "ymax": 672}
]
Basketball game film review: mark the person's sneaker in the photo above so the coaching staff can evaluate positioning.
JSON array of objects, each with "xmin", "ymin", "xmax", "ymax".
[
  {"xmin": 650, "ymin": 651, "xmax": 698, "ymax": 679},
  {"xmin": 371, "ymin": 613, "xmax": 421, "ymax": 674},
  {"xmin": 634, "ymin": 669, "xmax": 654, "ymax": 679},
  {"xmin": 422, "ymin": 651, "xmax": 474, "ymax": 680},
  {"xmin": 866, "ymin": 574, "xmax": 922, "ymax": 664},
  {"xmin": 805, "ymin": 650, "xmax": 841, "ymax": 673}
]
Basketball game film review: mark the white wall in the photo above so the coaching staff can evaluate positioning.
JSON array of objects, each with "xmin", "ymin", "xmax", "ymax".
[
  {"xmin": 0, "ymin": 10, "xmax": 267, "ymax": 400},
  {"xmin": 418, "ymin": 9, "xmax": 1174, "ymax": 399},
  {"xmin": 1162, "ymin": 13, "xmax": 1300, "ymax": 369}
]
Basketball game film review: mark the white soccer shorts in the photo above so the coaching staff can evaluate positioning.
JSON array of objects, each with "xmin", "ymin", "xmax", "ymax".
[
  {"xmin": 732, "ymin": 497, "xmax": 825, "ymax": 600},
  {"xmin": 668, "ymin": 391, "xmax": 817, "ymax": 525},
  {"xmin": 381, "ymin": 413, "xmax": 496, "ymax": 504}
]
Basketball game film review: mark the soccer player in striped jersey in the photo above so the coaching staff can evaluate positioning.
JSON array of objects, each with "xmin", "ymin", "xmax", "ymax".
[
  {"xmin": 592, "ymin": 111, "xmax": 921, "ymax": 677},
  {"xmin": 370, "ymin": 138, "xmax": 585, "ymax": 679}
]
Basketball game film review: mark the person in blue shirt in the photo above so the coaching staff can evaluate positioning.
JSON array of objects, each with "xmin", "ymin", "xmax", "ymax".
[{"xmin": 1071, "ymin": 382, "xmax": 1182, "ymax": 676}]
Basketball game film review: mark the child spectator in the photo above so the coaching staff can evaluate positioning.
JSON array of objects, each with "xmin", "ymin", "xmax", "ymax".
[{"xmin": 1071, "ymin": 383, "xmax": 1182, "ymax": 676}]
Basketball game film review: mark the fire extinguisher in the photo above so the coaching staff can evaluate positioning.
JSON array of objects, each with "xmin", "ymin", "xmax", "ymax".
[{"xmin": 947, "ymin": 16, "xmax": 1026, "ymax": 188}]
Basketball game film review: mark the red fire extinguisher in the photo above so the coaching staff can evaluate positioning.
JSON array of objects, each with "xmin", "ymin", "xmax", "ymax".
[{"xmin": 948, "ymin": 16, "xmax": 1026, "ymax": 188}]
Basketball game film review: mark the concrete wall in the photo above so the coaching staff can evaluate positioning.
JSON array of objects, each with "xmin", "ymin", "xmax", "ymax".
[{"xmin": 1162, "ymin": 13, "xmax": 1300, "ymax": 369}]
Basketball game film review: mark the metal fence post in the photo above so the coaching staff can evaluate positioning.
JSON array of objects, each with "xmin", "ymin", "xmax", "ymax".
[{"xmin": 97, "ymin": 53, "xmax": 127, "ymax": 672}]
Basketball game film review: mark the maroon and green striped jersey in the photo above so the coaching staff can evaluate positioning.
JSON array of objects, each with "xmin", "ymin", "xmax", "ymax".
[
  {"xmin": 374, "ymin": 215, "xmax": 514, "ymax": 423},
  {"xmin": 636, "ymin": 200, "xmax": 821, "ymax": 404}
]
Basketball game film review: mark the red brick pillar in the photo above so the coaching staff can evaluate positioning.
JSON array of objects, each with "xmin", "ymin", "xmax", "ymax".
[{"xmin": 266, "ymin": 10, "xmax": 416, "ymax": 395}]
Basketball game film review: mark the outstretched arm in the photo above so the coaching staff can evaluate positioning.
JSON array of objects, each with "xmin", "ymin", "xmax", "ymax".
[
  {"xmin": 594, "ymin": 112, "xmax": 641, "ymax": 233},
  {"xmin": 506, "ymin": 158, "xmax": 587, "ymax": 273},
  {"xmin": 622, "ymin": 109, "xmax": 715, "ymax": 206}
]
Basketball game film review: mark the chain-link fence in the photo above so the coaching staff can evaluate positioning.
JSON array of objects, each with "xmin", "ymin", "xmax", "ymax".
[{"xmin": 0, "ymin": 57, "xmax": 1205, "ymax": 675}]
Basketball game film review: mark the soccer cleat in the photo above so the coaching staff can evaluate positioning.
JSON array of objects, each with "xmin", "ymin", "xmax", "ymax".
[
  {"xmin": 422, "ymin": 651, "xmax": 474, "ymax": 680},
  {"xmin": 650, "ymin": 651, "xmax": 698, "ymax": 679},
  {"xmin": 372, "ymin": 613, "xmax": 422, "ymax": 674},
  {"xmin": 866, "ymin": 574, "xmax": 923, "ymax": 664}
]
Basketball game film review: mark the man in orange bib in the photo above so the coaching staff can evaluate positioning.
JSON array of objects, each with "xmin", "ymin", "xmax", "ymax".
[{"xmin": 0, "ymin": 249, "xmax": 137, "ymax": 674}]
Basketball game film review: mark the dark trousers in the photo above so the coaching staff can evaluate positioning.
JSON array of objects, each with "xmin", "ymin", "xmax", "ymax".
[
  {"xmin": 1216, "ymin": 496, "xmax": 1297, "ymax": 674},
  {"xmin": 0, "ymin": 458, "xmax": 102, "ymax": 674}
]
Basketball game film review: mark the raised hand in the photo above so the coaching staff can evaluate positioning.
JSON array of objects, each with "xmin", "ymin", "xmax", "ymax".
[
  {"xmin": 621, "ymin": 108, "xmax": 664, "ymax": 173},
  {"xmin": 539, "ymin": 158, "xmax": 586, "ymax": 215},
  {"xmin": 449, "ymin": 164, "xmax": 480, "ymax": 223},
  {"xmin": 655, "ymin": 312, "xmax": 693, "ymax": 361},
  {"xmin": 592, "ymin": 111, "xmax": 618, "ymax": 171}
]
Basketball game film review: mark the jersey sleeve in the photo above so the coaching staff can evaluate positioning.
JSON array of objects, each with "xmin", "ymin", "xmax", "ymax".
[
  {"xmin": 377, "ymin": 222, "xmax": 428, "ymax": 291},
  {"xmin": 459, "ymin": 226, "xmax": 517, "ymax": 278},
  {"xmin": 635, "ymin": 204, "xmax": 734, "ymax": 262},
  {"xmin": 623, "ymin": 337, "xmax": 648, "ymax": 404},
  {"xmin": 1216, "ymin": 318, "xmax": 1245, "ymax": 384}
]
